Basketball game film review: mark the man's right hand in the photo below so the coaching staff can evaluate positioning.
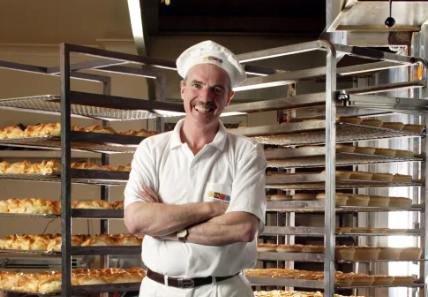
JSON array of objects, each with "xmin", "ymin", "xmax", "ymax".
[{"xmin": 210, "ymin": 201, "xmax": 229, "ymax": 216}]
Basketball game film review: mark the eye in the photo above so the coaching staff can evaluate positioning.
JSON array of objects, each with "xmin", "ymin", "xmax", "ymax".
[
  {"xmin": 192, "ymin": 83, "xmax": 202, "ymax": 89},
  {"xmin": 212, "ymin": 87, "xmax": 224, "ymax": 94}
]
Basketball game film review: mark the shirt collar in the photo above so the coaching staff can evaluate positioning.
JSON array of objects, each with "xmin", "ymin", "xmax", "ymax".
[{"xmin": 170, "ymin": 119, "xmax": 228, "ymax": 151}]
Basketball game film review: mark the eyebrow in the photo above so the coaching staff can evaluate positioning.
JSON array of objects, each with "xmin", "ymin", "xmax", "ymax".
[{"xmin": 190, "ymin": 80, "xmax": 225, "ymax": 90}]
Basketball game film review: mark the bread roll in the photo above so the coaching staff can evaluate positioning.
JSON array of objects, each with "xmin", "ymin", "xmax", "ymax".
[
  {"xmin": 270, "ymin": 194, "xmax": 292, "ymax": 201},
  {"xmin": 336, "ymin": 144, "xmax": 355, "ymax": 153},
  {"xmin": 394, "ymin": 149, "xmax": 415, "ymax": 158},
  {"xmin": 292, "ymin": 193, "xmax": 317, "ymax": 200},
  {"xmin": 372, "ymin": 173, "xmax": 393, "ymax": 182},
  {"xmin": 354, "ymin": 146, "xmax": 376, "ymax": 155},
  {"xmin": 381, "ymin": 122, "xmax": 404, "ymax": 130},
  {"xmin": 403, "ymin": 124, "xmax": 425, "ymax": 132},
  {"xmin": 349, "ymin": 171, "xmax": 373, "ymax": 180},
  {"xmin": 257, "ymin": 243, "xmax": 278, "ymax": 252},
  {"xmin": 360, "ymin": 119, "xmax": 383, "ymax": 127},
  {"xmin": 389, "ymin": 197, "xmax": 412, "ymax": 208},
  {"xmin": 392, "ymin": 174, "xmax": 412, "ymax": 182},
  {"xmin": 374, "ymin": 148, "xmax": 396, "ymax": 156}
]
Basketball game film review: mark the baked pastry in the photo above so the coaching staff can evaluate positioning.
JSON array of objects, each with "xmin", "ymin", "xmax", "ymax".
[
  {"xmin": 399, "ymin": 247, "xmax": 422, "ymax": 260},
  {"xmin": 257, "ymin": 243, "xmax": 278, "ymax": 252},
  {"xmin": 72, "ymin": 200, "xmax": 112, "ymax": 209},
  {"xmin": 315, "ymin": 193, "xmax": 348, "ymax": 206},
  {"xmin": 372, "ymin": 173, "xmax": 393, "ymax": 182},
  {"xmin": 0, "ymin": 125, "xmax": 24, "ymax": 139},
  {"xmin": 349, "ymin": 171, "xmax": 373, "ymax": 181},
  {"xmin": 301, "ymin": 245, "xmax": 324, "ymax": 253},
  {"xmin": 381, "ymin": 122, "xmax": 404, "ymax": 130},
  {"xmin": 347, "ymin": 194, "xmax": 370, "ymax": 206},
  {"xmin": 84, "ymin": 125, "xmax": 117, "ymax": 134},
  {"xmin": 372, "ymin": 275, "xmax": 395, "ymax": 285},
  {"xmin": 335, "ymin": 246, "xmax": 355, "ymax": 261},
  {"xmin": 5, "ymin": 160, "xmax": 32, "ymax": 174},
  {"xmin": 354, "ymin": 146, "xmax": 376, "ymax": 155},
  {"xmin": 276, "ymin": 244, "xmax": 303, "ymax": 253},
  {"xmin": 111, "ymin": 201, "xmax": 125, "ymax": 210},
  {"xmin": 38, "ymin": 160, "xmax": 61, "ymax": 174},
  {"xmin": 337, "ymin": 116, "xmax": 362, "ymax": 124},
  {"xmin": 118, "ymin": 129, "xmax": 157, "ymax": 137},
  {"xmin": 374, "ymin": 148, "xmax": 396, "ymax": 156},
  {"xmin": 353, "ymin": 246, "xmax": 381, "ymax": 260},
  {"xmin": 403, "ymin": 124, "xmax": 425, "ymax": 132},
  {"xmin": 360, "ymin": 119, "xmax": 383, "ymax": 127},
  {"xmin": 270, "ymin": 194, "xmax": 292, "ymax": 201},
  {"xmin": 378, "ymin": 247, "xmax": 402, "ymax": 260},
  {"xmin": 292, "ymin": 193, "xmax": 317, "ymax": 200},
  {"xmin": 0, "ymin": 161, "xmax": 11, "ymax": 173},
  {"xmin": 349, "ymin": 273, "xmax": 374, "ymax": 286},
  {"xmin": 394, "ymin": 149, "xmax": 415, "ymax": 158},
  {"xmin": 368, "ymin": 195, "xmax": 390, "ymax": 207},
  {"xmin": 389, "ymin": 197, "xmax": 412, "ymax": 208},
  {"xmin": 392, "ymin": 173, "xmax": 413, "ymax": 182},
  {"xmin": 393, "ymin": 276, "xmax": 416, "ymax": 285},
  {"xmin": 320, "ymin": 170, "xmax": 352, "ymax": 179},
  {"xmin": 336, "ymin": 144, "xmax": 355, "ymax": 153}
]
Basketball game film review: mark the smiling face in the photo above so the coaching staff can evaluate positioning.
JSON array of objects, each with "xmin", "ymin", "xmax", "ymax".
[{"xmin": 180, "ymin": 63, "xmax": 234, "ymax": 130}]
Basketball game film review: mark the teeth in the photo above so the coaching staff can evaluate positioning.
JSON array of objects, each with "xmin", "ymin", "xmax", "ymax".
[{"xmin": 195, "ymin": 106, "xmax": 211, "ymax": 113}]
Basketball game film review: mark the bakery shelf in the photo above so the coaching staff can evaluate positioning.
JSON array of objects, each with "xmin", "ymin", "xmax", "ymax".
[
  {"xmin": 266, "ymin": 200, "xmax": 424, "ymax": 213},
  {"xmin": 71, "ymin": 246, "xmax": 141, "ymax": 255},
  {"xmin": 0, "ymin": 289, "xmax": 61, "ymax": 296},
  {"xmin": 265, "ymin": 174, "xmax": 422, "ymax": 190},
  {"xmin": 0, "ymin": 93, "xmax": 185, "ymax": 121},
  {"xmin": 257, "ymin": 252, "xmax": 427, "ymax": 263},
  {"xmin": 0, "ymin": 169, "xmax": 129, "ymax": 186},
  {"xmin": 0, "ymin": 249, "xmax": 60, "ymax": 256},
  {"xmin": 0, "ymin": 131, "xmax": 146, "ymax": 154},
  {"xmin": 71, "ymin": 209, "xmax": 124, "ymax": 219},
  {"xmin": 337, "ymin": 283, "xmax": 424, "ymax": 289},
  {"xmin": 230, "ymin": 121, "xmax": 424, "ymax": 146},
  {"xmin": 0, "ymin": 212, "xmax": 60, "ymax": 219},
  {"xmin": 266, "ymin": 151, "xmax": 423, "ymax": 169},
  {"xmin": 262, "ymin": 226, "xmax": 425, "ymax": 236}
]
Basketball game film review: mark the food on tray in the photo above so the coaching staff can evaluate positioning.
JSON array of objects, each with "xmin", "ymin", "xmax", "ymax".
[
  {"xmin": 354, "ymin": 146, "xmax": 376, "ymax": 155},
  {"xmin": 403, "ymin": 124, "xmax": 425, "ymax": 132},
  {"xmin": 337, "ymin": 117, "xmax": 362, "ymax": 124},
  {"xmin": 321, "ymin": 170, "xmax": 351, "ymax": 179},
  {"xmin": 347, "ymin": 273, "xmax": 374, "ymax": 286},
  {"xmin": 374, "ymin": 148, "xmax": 396, "ymax": 156},
  {"xmin": 257, "ymin": 243, "xmax": 278, "ymax": 252},
  {"xmin": 394, "ymin": 149, "xmax": 415, "ymax": 158},
  {"xmin": 371, "ymin": 173, "xmax": 393, "ymax": 182},
  {"xmin": 0, "ymin": 234, "xmax": 143, "ymax": 251},
  {"xmin": 270, "ymin": 194, "xmax": 292, "ymax": 201},
  {"xmin": 301, "ymin": 245, "xmax": 324, "ymax": 253},
  {"xmin": 368, "ymin": 195, "xmax": 390, "ymax": 207},
  {"xmin": 360, "ymin": 119, "xmax": 383, "ymax": 127},
  {"xmin": 0, "ymin": 123, "xmax": 156, "ymax": 139},
  {"xmin": 276, "ymin": 244, "xmax": 303, "ymax": 253},
  {"xmin": 346, "ymin": 194, "xmax": 370, "ymax": 206},
  {"xmin": 335, "ymin": 246, "xmax": 355, "ymax": 261},
  {"xmin": 315, "ymin": 193, "xmax": 348, "ymax": 206},
  {"xmin": 392, "ymin": 275, "xmax": 416, "ymax": 285},
  {"xmin": 0, "ymin": 198, "xmax": 125, "ymax": 214},
  {"xmin": 388, "ymin": 197, "xmax": 412, "ymax": 208},
  {"xmin": 349, "ymin": 171, "xmax": 373, "ymax": 180},
  {"xmin": 353, "ymin": 246, "xmax": 381, "ymax": 260},
  {"xmin": 292, "ymin": 193, "xmax": 317, "ymax": 200},
  {"xmin": 392, "ymin": 173, "xmax": 412, "ymax": 182},
  {"xmin": 399, "ymin": 247, "xmax": 422, "ymax": 260},
  {"xmin": 372, "ymin": 275, "xmax": 395, "ymax": 285},
  {"xmin": 378, "ymin": 247, "xmax": 402, "ymax": 260},
  {"xmin": 0, "ymin": 268, "xmax": 145, "ymax": 293},
  {"xmin": 253, "ymin": 291, "xmax": 365, "ymax": 297},
  {"xmin": 336, "ymin": 144, "xmax": 355, "ymax": 153},
  {"xmin": 381, "ymin": 122, "xmax": 404, "ymax": 130}
]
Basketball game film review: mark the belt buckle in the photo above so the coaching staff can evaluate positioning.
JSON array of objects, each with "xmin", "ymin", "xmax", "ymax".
[{"xmin": 177, "ymin": 278, "xmax": 195, "ymax": 288}]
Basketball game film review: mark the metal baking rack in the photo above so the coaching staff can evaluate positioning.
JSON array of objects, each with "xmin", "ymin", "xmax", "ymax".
[
  {"xmin": 262, "ymin": 226, "xmax": 425, "ymax": 236},
  {"xmin": 0, "ymin": 213, "xmax": 60, "ymax": 219},
  {"xmin": 71, "ymin": 209, "xmax": 124, "ymax": 219},
  {"xmin": 0, "ymin": 289, "xmax": 62, "ymax": 296},
  {"xmin": 0, "ymin": 247, "xmax": 141, "ymax": 256},
  {"xmin": 0, "ymin": 94, "xmax": 184, "ymax": 121},
  {"xmin": 266, "ymin": 200, "xmax": 423, "ymax": 213},
  {"xmin": 0, "ymin": 249, "xmax": 60, "ymax": 256},
  {"xmin": 0, "ymin": 131, "xmax": 147, "ymax": 153},
  {"xmin": 267, "ymin": 151, "xmax": 423, "ymax": 169},
  {"xmin": 229, "ymin": 121, "xmax": 424, "ymax": 146},
  {"xmin": 0, "ymin": 169, "xmax": 129, "ymax": 186},
  {"xmin": 257, "ymin": 252, "xmax": 427, "ymax": 263}
]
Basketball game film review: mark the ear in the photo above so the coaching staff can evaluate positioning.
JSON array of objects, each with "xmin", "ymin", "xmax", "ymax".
[
  {"xmin": 180, "ymin": 80, "xmax": 185, "ymax": 100},
  {"xmin": 225, "ymin": 91, "xmax": 235, "ymax": 107}
]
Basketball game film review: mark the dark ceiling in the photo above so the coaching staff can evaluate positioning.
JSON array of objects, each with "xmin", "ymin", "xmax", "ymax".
[{"xmin": 154, "ymin": 0, "xmax": 326, "ymax": 37}]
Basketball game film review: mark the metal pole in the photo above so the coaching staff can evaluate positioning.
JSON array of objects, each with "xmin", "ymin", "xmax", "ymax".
[
  {"xmin": 60, "ymin": 43, "xmax": 72, "ymax": 297},
  {"xmin": 322, "ymin": 41, "xmax": 337, "ymax": 297}
]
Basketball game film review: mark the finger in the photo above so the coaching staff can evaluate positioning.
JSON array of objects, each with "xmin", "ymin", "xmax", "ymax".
[
  {"xmin": 139, "ymin": 191, "xmax": 156, "ymax": 203},
  {"xmin": 140, "ymin": 186, "xmax": 158, "ymax": 201},
  {"xmin": 143, "ymin": 186, "xmax": 163, "ymax": 203}
]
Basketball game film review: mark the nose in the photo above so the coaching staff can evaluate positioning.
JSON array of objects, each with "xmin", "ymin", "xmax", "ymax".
[{"xmin": 198, "ymin": 86, "xmax": 213, "ymax": 101}]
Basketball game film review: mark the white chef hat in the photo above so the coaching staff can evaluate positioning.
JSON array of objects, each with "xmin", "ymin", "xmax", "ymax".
[{"xmin": 176, "ymin": 40, "xmax": 247, "ymax": 89}]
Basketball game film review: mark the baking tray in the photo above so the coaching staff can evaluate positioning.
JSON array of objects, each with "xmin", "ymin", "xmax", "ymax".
[
  {"xmin": 0, "ymin": 212, "xmax": 60, "ymax": 218},
  {"xmin": 0, "ymin": 131, "xmax": 146, "ymax": 154},
  {"xmin": 266, "ymin": 200, "xmax": 423, "ymax": 213},
  {"xmin": 0, "ymin": 289, "xmax": 61, "ymax": 296},
  {"xmin": 230, "ymin": 121, "xmax": 424, "ymax": 146},
  {"xmin": 267, "ymin": 152, "xmax": 423, "ymax": 168},
  {"xmin": 0, "ymin": 249, "xmax": 60, "ymax": 256},
  {"xmin": 71, "ymin": 246, "xmax": 141, "ymax": 255},
  {"xmin": 246, "ymin": 276, "xmax": 323, "ymax": 288},
  {"xmin": 262, "ymin": 226, "xmax": 425, "ymax": 236},
  {"xmin": 0, "ymin": 169, "xmax": 129, "ymax": 186},
  {"xmin": 257, "ymin": 252, "xmax": 428, "ymax": 263},
  {"xmin": 0, "ymin": 94, "xmax": 182, "ymax": 121},
  {"xmin": 71, "ymin": 209, "xmax": 124, "ymax": 219}
]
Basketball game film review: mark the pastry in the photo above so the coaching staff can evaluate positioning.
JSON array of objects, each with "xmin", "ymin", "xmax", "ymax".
[
  {"xmin": 315, "ymin": 193, "xmax": 348, "ymax": 206},
  {"xmin": 392, "ymin": 173, "xmax": 413, "ymax": 182},
  {"xmin": 354, "ymin": 146, "xmax": 376, "ymax": 155},
  {"xmin": 349, "ymin": 273, "xmax": 374, "ymax": 286},
  {"xmin": 381, "ymin": 122, "xmax": 404, "ymax": 130},
  {"xmin": 0, "ymin": 161, "xmax": 11, "ymax": 173},
  {"xmin": 38, "ymin": 160, "xmax": 61, "ymax": 174},
  {"xmin": 335, "ymin": 246, "xmax": 355, "ymax": 261},
  {"xmin": 321, "ymin": 170, "xmax": 352, "ymax": 179},
  {"xmin": 276, "ymin": 244, "xmax": 303, "ymax": 253},
  {"xmin": 349, "ymin": 171, "xmax": 373, "ymax": 180},
  {"xmin": 85, "ymin": 125, "xmax": 117, "ymax": 134},
  {"xmin": 389, "ymin": 197, "xmax": 412, "ymax": 208},
  {"xmin": 72, "ymin": 200, "xmax": 112, "ymax": 209},
  {"xmin": 270, "ymin": 194, "xmax": 292, "ymax": 201},
  {"xmin": 372, "ymin": 173, "xmax": 393, "ymax": 182},
  {"xmin": 368, "ymin": 195, "xmax": 390, "ymax": 207},
  {"xmin": 5, "ymin": 160, "xmax": 32, "ymax": 174},
  {"xmin": 118, "ymin": 129, "xmax": 157, "ymax": 137},
  {"xmin": 301, "ymin": 245, "xmax": 324, "ymax": 253},
  {"xmin": 399, "ymin": 247, "xmax": 422, "ymax": 260},
  {"xmin": 353, "ymin": 246, "xmax": 381, "ymax": 260},
  {"xmin": 403, "ymin": 124, "xmax": 425, "ymax": 132},
  {"xmin": 360, "ymin": 119, "xmax": 383, "ymax": 127},
  {"xmin": 378, "ymin": 247, "xmax": 402, "ymax": 260},
  {"xmin": 374, "ymin": 148, "xmax": 396, "ymax": 156},
  {"xmin": 346, "ymin": 194, "xmax": 370, "ymax": 206},
  {"xmin": 394, "ymin": 149, "xmax": 415, "ymax": 158},
  {"xmin": 372, "ymin": 275, "xmax": 394, "ymax": 285},
  {"xmin": 257, "ymin": 243, "xmax": 278, "ymax": 252},
  {"xmin": 393, "ymin": 276, "xmax": 416, "ymax": 285},
  {"xmin": 110, "ymin": 201, "xmax": 125, "ymax": 210},
  {"xmin": 336, "ymin": 144, "xmax": 355, "ymax": 153},
  {"xmin": 292, "ymin": 193, "xmax": 317, "ymax": 200},
  {"xmin": 0, "ymin": 125, "xmax": 24, "ymax": 139}
]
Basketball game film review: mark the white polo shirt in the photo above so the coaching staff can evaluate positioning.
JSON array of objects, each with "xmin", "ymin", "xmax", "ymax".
[{"xmin": 124, "ymin": 119, "xmax": 266, "ymax": 277}]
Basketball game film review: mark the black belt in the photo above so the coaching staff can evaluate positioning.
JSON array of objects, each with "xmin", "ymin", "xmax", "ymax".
[{"xmin": 147, "ymin": 269, "xmax": 240, "ymax": 289}]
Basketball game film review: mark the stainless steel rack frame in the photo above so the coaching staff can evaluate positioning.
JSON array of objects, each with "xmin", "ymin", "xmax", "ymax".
[{"xmin": 1, "ymin": 40, "xmax": 428, "ymax": 296}]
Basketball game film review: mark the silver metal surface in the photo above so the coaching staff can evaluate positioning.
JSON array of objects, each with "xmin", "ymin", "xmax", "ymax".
[
  {"xmin": 263, "ymin": 226, "xmax": 325, "ymax": 236},
  {"xmin": 0, "ymin": 289, "xmax": 61, "ymax": 296},
  {"xmin": 257, "ymin": 252, "xmax": 324, "ymax": 262},
  {"xmin": 71, "ymin": 246, "xmax": 141, "ymax": 255},
  {"xmin": 71, "ymin": 209, "xmax": 124, "ymax": 219},
  {"xmin": 344, "ymin": 93, "xmax": 428, "ymax": 112},
  {"xmin": 0, "ymin": 95, "xmax": 183, "ymax": 121},
  {"xmin": 0, "ymin": 249, "xmax": 60, "ymax": 256},
  {"xmin": 70, "ymin": 283, "xmax": 141, "ymax": 295},
  {"xmin": 266, "ymin": 180, "xmax": 422, "ymax": 190},
  {"xmin": 246, "ymin": 276, "xmax": 323, "ymax": 288},
  {"xmin": 0, "ymin": 212, "xmax": 60, "ymax": 218}
]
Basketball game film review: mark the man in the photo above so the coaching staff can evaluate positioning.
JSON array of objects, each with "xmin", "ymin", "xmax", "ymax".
[{"xmin": 124, "ymin": 40, "xmax": 267, "ymax": 297}]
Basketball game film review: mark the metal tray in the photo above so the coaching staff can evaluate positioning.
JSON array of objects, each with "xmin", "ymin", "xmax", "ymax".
[
  {"xmin": 0, "ymin": 94, "xmax": 182, "ymax": 121},
  {"xmin": 267, "ymin": 151, "xmax": 423, "ymax": 168},
  {"xmin": 71, "ymin": 246, "xmax": 141, "ymax": 255},
  {"xmin": 0, "ymin": 169, "xmax": 129, "ymax": 186},
  {"xmin": 0, "ymin": 289, "xmax": 61, "ymax": 296},
  {"xmin": 0, "ymin": 212, "xmax": 60, "ymax": 218},
  {"xmin": 230, "ymin": 122, "xmax": 423, "ymax": 146},
  {"xmin": 71, "ymin": 209, "xmax": 124, "ymax": 219},
  {"xmin": 0, "ymin": 131, "xmax": 146, "ymax": 154},
  {"xmin": 266, "ymin": 200, "xmax": 423, "ymax": 213},
  {"xmin": 257, "ymin": 252, "xmax": 428, "ymax": 263},
  {"xmin": 0, "ymin": 249, "xmax": 60, "ymax": 256},
  {"xmin": 262, "ymin": 226, "xmax": 425, "ymax": 237}
]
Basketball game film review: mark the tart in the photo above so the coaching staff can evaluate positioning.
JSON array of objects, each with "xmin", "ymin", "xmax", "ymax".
[
  {"xmin": 374, "ymin": 148, "xmax": 396, "ymax": 157},
  {"xmin": 368, "ymin": 195, "xmax": 390, "ymax": 207},
  {"xmin": 349, "ymin": 171, "xmax": 373, "ymax": 181},
  {"xmin": 353, "ymin": 247, "xmax": 381, "ymax": 260},
  {"xmin": 399, "ymin": 247, "xmax": 422, "ymax": 260},
  {"xmin": 360, "ymin": 119, "xmax": 383, "ymax": 127},
  {"xmin": 335, "ymin": 246, "xmax": 355, "ymax": 261},
  {"xmin": 354, "ymin": 146, "xmax": 376, "ymax": 155},
  {"xmin": 349, "ymin": 274, "xmax": 374, "ymax": 286},
  {"xmin": 394, "ymin": 149, "xmax": 415, "ymax": 158},
  {"xmin": 381, "ymin": 122, "xmax": 404, "ymax": 130},
  {"xmin": 378, "ymin": 247, "xmax": 402, "ymax": 260},
  {"xmin": 301, "ymin": 245, "xmax": 324, "ymax": 253},
  {"xmin": 276, "ymin": 244, "xmax": 303, "ymax": 253},
  {"xmin": 392, "ymin": 174, "xmax": 412, "ymax": 182},
  {"xmin": 389, "ymin": 197, "xmax": 412, "ymax": 208},
  {"xmin": 372, "ymin": 275, "xmax": 395, "ymax": 285},
  {"xmin": 315, "ymin": 193, "xmax": 348, "ymax": 206},
  {"xmin": 403, "ymin": 124, "xmax": 425, "ymax": 132},
  {"xmin": 347, "ymin": 194, "xmax": 370, "ymax": 206},
  {"xmin": 372, "ymin": 173, "xmax": 394, "ymax": 182},
  {"xmin": 292, "ymin": 193, "xmax": 317, "ymax": 200},
  {"xmin": 336, "ymin": 144, "xmax": 355, "ymax": 153},
  {"xmin": 393, "ymin": 275, "xmax": 416, "ymax": 285},
  {"xmin": 337, "ymin": 116, "xmax": 362, "ymax": 124}
]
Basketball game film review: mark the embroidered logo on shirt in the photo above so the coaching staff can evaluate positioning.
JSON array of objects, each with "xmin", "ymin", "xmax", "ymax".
[
  {"xmin": 208, "ymin": 191, "xmax": 231, "ymax": 202},
  {"xmin": 203, "ymin": 56, "xmax": 223, "ymax": 64}
]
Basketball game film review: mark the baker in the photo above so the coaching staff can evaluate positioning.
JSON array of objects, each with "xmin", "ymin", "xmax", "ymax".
[{"xmin": 124, "ymin": 40, "xmax": 267, "ymax": 297}]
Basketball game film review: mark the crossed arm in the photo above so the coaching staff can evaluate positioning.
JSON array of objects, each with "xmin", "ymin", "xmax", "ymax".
[{"xmin": 124, "ymin": 186, "xmax": 260, "ymax": 246}]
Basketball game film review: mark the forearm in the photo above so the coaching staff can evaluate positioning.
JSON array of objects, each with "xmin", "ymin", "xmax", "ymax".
[
  {"xmin": 186, "ymin": 212, "xmax": 259, "ymax": 246},
  {"xmin": 125, "ymin": 202, "xmax": 222, "ymax": 237}
]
